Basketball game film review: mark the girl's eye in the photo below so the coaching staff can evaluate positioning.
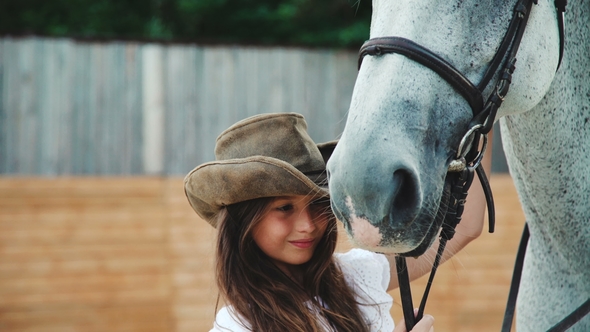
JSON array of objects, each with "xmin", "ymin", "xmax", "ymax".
[{"xmin": 276, "ymin": 204, "xmax": 294, "ymax": 212}]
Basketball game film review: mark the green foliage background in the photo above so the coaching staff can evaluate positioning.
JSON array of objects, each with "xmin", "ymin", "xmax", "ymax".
[{"xmin": 0, "ymin": 0, "xmax": 372, "ymax": 48}]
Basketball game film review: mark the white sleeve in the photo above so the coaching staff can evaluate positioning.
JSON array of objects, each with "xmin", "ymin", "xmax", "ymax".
[
  {"xmin": 210, "ymin": 306, "xmax": 251, "ymax": 332},
  {"xmin": 335, "ymin": 248, "xmax": 395, "ymax": 332},
  {"xmin": 335, "ymin": 248, "xmax": 391, "ymax": 295}
]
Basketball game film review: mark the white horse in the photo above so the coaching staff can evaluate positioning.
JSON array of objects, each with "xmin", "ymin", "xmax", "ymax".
[{"xmin": 326, "ymin": 0, "xmax": 589, "ymax": 331}]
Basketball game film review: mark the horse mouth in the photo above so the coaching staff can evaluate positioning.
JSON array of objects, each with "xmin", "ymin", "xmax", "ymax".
[
  {"xmin": 331, "ymin": 196, "xmax": 442, "ymax": 256},
  {"xmin": 394, "ymin": 217, "xmax": 440, "ymax": 257},
  {"xmin": 396, "ymin": 182, "xmax": 450, "ymax": 257},
  {"xmin": 331, "ymin": 184, "xmax": 449, "ymax": 257}
]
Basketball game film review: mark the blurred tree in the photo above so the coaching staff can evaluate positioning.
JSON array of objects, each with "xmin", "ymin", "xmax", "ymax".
[
  {"xmin": 0, "ymin": 0, "xmax": 371, "ymax": 48},
  {"xmin": 0, "ymin": 0, "xmax": 154, "ymax": 38}
]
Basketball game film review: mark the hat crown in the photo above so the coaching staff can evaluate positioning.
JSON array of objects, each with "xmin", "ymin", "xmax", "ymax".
[{"xmin": 215, "ymin": 113, "xmax": 325, "ymax": 173}]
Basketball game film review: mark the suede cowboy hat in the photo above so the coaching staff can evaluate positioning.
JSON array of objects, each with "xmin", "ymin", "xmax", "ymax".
[{"xmin": 184, "ymin": 112, "xmax": 337, "ymax": 227}]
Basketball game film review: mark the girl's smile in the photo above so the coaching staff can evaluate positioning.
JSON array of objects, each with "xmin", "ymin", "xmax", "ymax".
[{"xmin": 289, "ymin": 238, "xmax": 315, "ymax": 249}]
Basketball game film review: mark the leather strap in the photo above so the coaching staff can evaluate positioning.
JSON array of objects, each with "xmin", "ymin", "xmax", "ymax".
[
  {"xmin": 547, "ymin": 299, "xmax": 590, "ymax": 332},
  {"xmin": 396, "ymin": 256, "xmax": 416, "ymax": 329},
  {"xmin": 396, "ymin": 168, "xmax": 477, "ymax": 330},
  {"xmin": 478, "ymin": 0, "xmax": 534, "ymax": 91},
  {"xmin": 359, "ymin": 37, "xmax": 484, "ymax": 115},
  {"xmin": 396, "ymin": 237, "xmax": 450, "ymax": 331},
  {"xmin": 554, "ymin": 0, "xmax": 567, "ymax": 70},
  {"xmin": 501, "ymin": 223, "xmax": 530, "ymax": 332},
  {"xmin": 476, "ymin": 164, "xmax": 496, "ymax": 233},
  {"xmin": 502, "ymin": 224, "xmax": 590, "ymax": 332}
]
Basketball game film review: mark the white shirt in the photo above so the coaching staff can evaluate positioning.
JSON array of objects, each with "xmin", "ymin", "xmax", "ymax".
[{"xmin": 210, "ymin": 248, "xmax": 394, "ymax": 331}]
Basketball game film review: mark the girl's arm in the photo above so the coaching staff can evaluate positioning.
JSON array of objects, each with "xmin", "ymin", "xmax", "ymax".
[{"xmin": 386, "ymin": 131, "xmax": 494, "ymax": 291}]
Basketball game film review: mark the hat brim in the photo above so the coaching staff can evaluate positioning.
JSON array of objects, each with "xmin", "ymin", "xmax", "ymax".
[{"xmin": 184, "ymin": 155, "xmax": 329, "ymax": 227}]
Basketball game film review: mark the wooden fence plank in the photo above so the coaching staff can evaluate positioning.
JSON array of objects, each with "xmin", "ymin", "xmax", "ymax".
[
  {"xmin": 16, "ymin": 39, "xmax": 39, "ymax": 174},
  {"xmin": 1, "ymin": 38, "xmax": 19, "ymax": 173}
]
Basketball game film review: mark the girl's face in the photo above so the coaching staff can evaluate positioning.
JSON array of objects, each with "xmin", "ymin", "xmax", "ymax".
[{"xmin": 252, "ymin": 195, "xmax": 330, "ymax": 276}]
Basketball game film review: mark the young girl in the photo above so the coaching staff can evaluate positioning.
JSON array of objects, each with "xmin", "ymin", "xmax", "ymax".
[{"xmin": 184, "ymin": 113, "xmax": 490, "ymax": 331}]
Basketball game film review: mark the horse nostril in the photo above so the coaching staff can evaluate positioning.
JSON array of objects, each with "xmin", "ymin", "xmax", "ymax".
[{"xmin": 392, "ymin": 169, "xmax": 419, "ymax": 216}]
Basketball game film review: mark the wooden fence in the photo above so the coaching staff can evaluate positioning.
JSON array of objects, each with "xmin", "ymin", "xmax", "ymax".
[
  {"xmin": 0, "ymin": 37, "xmax": 358, "ymax": 175},
  {"xmin": 0, "ymin": 37, "xmax": 509, "ymax": 176},
  {"xmin": 0, "ymin": 174, "xmax": 523, "ymax": 332}
]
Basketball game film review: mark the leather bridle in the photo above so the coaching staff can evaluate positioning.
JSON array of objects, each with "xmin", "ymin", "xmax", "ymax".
[{"xmin": 355, "ymin": 0, "xmax": 590, "ymax": 331}]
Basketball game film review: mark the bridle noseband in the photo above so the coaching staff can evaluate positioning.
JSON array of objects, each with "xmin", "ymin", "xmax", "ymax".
[{"xmin": 357, "ymin": 0, "xmax": 572, "ymax": 330}]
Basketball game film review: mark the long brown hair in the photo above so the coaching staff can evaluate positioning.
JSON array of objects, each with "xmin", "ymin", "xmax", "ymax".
[{"xmin": 214, "ymin": 196, "xmax": 370, "ymax": 332}]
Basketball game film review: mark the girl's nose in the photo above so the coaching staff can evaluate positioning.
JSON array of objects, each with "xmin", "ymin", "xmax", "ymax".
[{"xmin": 295, "ymin": 208, "xmax": 316, "ymax": 232}]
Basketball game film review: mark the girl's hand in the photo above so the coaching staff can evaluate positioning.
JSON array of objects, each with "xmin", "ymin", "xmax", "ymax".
[{"xmin": 393, "ymin": 314, "xmax": 434, "ymax": 332}]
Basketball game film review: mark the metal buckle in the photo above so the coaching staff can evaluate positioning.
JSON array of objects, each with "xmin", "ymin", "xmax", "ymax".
[{"xmin": 448, "ymin": 124, "xmax": 488, "ymax": 172}]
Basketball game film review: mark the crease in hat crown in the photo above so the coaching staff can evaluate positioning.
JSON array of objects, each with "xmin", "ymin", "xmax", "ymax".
[{"xmin": 184, "ymin": 112, "xmax": 330, "ymax": 227}]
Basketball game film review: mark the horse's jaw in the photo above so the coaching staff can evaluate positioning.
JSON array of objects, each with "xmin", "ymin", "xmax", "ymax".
[{"xmin": 335, "ymin": 197, "xmax": 441, "ymax": 255}]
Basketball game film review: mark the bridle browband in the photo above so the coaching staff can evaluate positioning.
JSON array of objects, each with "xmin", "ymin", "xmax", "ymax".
[{"xmin": 357, "ymin": 0, "xmax": 575, "ymax": 330}]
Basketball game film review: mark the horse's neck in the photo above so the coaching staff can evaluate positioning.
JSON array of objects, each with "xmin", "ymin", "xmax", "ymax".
[
  {"xmin": 502, "ymin": 0, "xmax": 589, "ymax": 174},
  {"xmin": 499, "ymin": 0, "xmax": 590, "ymax": 272},
  {"xmin": 553, "ymin": 0, "xmax": 590, "ymax": 96},
  {"xmin": 503, "ymin": 0, "xmax": 589, "ymax": 158}
]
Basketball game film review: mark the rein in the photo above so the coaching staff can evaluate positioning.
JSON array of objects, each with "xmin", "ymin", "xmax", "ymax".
[{"xmin": 357, "ymin": 0, "xmax": 573, "ymax": 330}]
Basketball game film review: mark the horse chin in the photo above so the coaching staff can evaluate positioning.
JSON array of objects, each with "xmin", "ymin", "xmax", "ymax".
[
  {"xmin": 374, "ymin": 212, "xmax": 441, "ymax": 256},
  {"xmin": 395, "ymin": 220, "xmax": 439, "ymax": 257},
  {"xmin": 332, "ymin": 197, "xmax": 441, "ymax": 256},
  {"xmin": 395, "ymin": 188, "xmax": 449, "ymax": 257},
  {"xmin": 344, "ymin": 216, "xmax": 439, "ymax": 256}
]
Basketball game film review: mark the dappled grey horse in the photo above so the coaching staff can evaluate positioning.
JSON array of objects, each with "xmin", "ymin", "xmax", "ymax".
[{"xmin": 326, "ymin": 0, "xmax": 589, "ymax": 330}]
